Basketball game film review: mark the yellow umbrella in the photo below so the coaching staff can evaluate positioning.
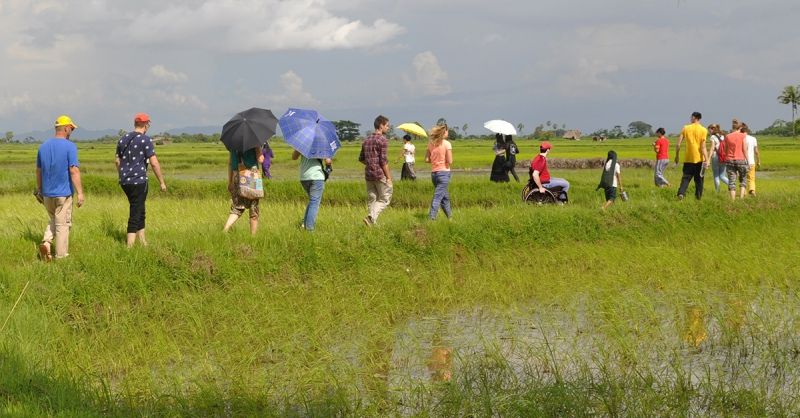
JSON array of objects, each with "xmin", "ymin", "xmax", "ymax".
[{"xmin": 396, "ymin": 122, "xmax": 428, "ymax": 138}]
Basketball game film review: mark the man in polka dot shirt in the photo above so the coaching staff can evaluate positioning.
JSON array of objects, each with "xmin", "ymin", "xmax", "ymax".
[{"xmin": 115, "ymin": 113, "xmax": 167, "ymax": 247}]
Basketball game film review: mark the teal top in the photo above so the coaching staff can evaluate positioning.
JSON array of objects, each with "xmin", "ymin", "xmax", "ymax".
[
  {"xmin": 230, "ymin": 149, "xmax": 259, "ymax": 171},
  {"xmin": 299, "ymin": 156, "xmax": 325, "ymax": 181}
]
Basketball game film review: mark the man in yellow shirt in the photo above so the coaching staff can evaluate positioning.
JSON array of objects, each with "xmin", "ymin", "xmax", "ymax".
[{"xmin": 674, "ymin": 111, "xmax": 709, "ymax": 200}]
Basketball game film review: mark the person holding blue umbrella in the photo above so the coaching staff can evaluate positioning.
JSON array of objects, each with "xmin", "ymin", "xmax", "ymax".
[{"xmin": 279, "ymin": 108, "xmax": 340, "ymax": 231}]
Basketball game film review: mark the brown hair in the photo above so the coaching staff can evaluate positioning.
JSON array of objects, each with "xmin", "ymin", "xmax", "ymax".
[
  {"xmin": 731, "ymin": 118, "xmax": 741, "ymax": 132},
  {"xmin": 374, "ymin": 115, "xmax": 389, "ymax": 130},
  {"xmin": 739, "ymin": 122, "xmax": 750, "ymax": 134},
  {"xmin": 429, "ymin": 124, "xmax": 448, "ymax": 146}
]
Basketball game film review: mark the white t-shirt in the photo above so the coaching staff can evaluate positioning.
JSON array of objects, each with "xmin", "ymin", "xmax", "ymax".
[
  {"xmin": 604, "ymin": 160, "xmax": 621, "ymax": 187},
  {"xmin": 710, "ymin": 134, "xmax": 723, "ymax": 152},
  {"xmin": 744, "ymin": 135, "xmax": 758, "ymax": 165},
  {"xmin": 403, "ymin": 142, "xmax": 416, "ymax": 163}
]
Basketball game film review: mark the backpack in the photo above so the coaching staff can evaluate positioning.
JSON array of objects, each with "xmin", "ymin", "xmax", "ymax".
[{"xmin": 716, "ymin": 136, "xmax": 727, "ymax": 163}]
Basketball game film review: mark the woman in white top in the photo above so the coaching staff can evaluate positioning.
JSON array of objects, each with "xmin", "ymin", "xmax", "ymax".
[
  {"xmin": 742, "ymin": 122, "xmax": 760, "ymax": 196},
  {"xmin": 707, "ymin": 124, "xmax": 728, "ymax": 192},
  {"xmin": 400, "ymin": 134, "xmax": 416, "ymax": 180}
]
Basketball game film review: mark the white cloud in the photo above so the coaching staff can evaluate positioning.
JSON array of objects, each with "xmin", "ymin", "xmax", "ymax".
[
  {"xmin": 403, "ymin": 51, "xmax": 452, "ymax": 96},
  {"xmin": 148, "ymin": 65, "xmax": 189, "ymax": 84},
  {"xmin": 265, "ymin": 71, "xmax": 321, "ymax": 108},
  {"xmin": 151, "ymin": 90, "xmax": 208, "ymax": 111},
  {"xmin": 115, "ymin": 0, "xmax": 404, "ymax": 52},
  {"xmin": 0, "ymin": 92, "xmax": 34, "ymax": 116}
]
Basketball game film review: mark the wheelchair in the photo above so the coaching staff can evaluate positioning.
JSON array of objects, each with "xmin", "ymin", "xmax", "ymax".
[{"xmin": 521, "ymin": 181, "xmax": 568, "ymax": 204}]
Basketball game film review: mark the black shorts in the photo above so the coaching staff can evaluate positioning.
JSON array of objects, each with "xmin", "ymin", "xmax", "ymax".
[{"xmin": 604, "ymin": 186, "xmax": 617, "ymax": 201}]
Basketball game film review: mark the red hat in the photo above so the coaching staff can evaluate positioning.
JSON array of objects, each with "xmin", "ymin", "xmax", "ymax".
[
  {"xmin": 134, "ymin": 112, "xmax": 151, "ymax": 123},
  {"xmin": 540, "ymin": 141, "xmax": 552, "ymax": 150}
]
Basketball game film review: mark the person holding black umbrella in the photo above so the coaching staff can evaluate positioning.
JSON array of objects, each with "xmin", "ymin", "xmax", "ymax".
[
  {"xmin": 220, "ymin": 108, "xmax": 277, "ymax": 235},
  {"xmin": 223, "ymin": 146, "xmax": 264, "ymax": 235}
]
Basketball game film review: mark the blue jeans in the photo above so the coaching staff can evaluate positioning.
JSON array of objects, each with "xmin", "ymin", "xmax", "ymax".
[
  {"xmin": 301, "ymin": 180, "xmax": 325, "ymax": 231},
  {"xmin": 711, "ymin": 154, "xmax": 728, "ymax": 192},
  {"xmin": 429, "ymin": 171, "xmax": 452, "ymax": 220}
]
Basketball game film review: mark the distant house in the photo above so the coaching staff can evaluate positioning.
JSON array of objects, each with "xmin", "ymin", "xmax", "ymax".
[
  {"xmin": 153, "ymin": 136, "xmax": 171, "ymax": 146},
  {"xmin": 563, "ymin": 130, "xmax": 582, "ymax": 140}
]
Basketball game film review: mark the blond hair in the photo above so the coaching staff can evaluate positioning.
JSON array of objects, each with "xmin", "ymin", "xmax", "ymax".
[{"xmin": 429, "ymin": 124, "xmax": 448, "ymax": 146}]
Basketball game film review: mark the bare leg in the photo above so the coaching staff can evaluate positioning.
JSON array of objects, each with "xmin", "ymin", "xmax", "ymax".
[
  {"xmin": 729, "ymin": 190, "xmax": 736, "ymax": 200},
  {"xmin": 223, "ymin": 214, "xmax": 240, "ymax": 232},
  {"xmin": 136, "ymin": 229, "xmax": 147, "ymax": 246},
  {"xmin": 249, "ymin": 218, "xmax": 258, "ymax": 236},
  {"xmin": 602, "ymin": 200, "xmax": 614, "ymax": 210},
  {"xmin": 739, "ymin": 187, "xmax": 746, "ymax": 199},
  {"xmin": 126, "ymin": 233, "xmax": 136, "ymax": 248}
]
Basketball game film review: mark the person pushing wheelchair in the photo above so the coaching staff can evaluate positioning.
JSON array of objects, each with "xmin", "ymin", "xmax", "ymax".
[{"xmin": 529, "ymin": 141, "xmax": 570, "ymax": 203}]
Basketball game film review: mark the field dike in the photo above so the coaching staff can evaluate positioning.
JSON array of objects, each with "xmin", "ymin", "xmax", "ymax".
[{"xmin": 2, "ymin": 140, "xmax": 800, "ymax": 416}]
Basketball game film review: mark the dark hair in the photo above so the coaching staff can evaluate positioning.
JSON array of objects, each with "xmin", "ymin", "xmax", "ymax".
[
  {"xmin": 374, "ymin": 115, "xmax": 389, "ymax": 130},
  {"xmin": 691, "ymin": 111, "xmax": 702, "ymax": 120},
  {"xmin": 540, "ymin": 146, "xmax": 548, "ymax": 153},
  {"xmin": 656, "ymin": 127, "xmax": 665, "ymax": 135},
  {"xmin": 403, "ymin": 134, "xmax": 411, "ymax": 141},
  {"xmin": 504, "ymin": 134, "xmax": 512, "ymax": 142}
]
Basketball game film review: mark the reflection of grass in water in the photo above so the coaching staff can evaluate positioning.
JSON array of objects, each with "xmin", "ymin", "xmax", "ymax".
[{"xmin": 0, "ymin": 139, "xmax": 799, "ymax": 415}]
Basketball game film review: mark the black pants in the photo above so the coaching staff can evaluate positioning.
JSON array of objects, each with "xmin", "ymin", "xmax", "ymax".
[
  {"xmin": 677, "ymin": 162, "xmax": 704, "ymax": 199},
  {"xmin": 121, "ymin": 183, "xmax": 148, "ymax": 233}
]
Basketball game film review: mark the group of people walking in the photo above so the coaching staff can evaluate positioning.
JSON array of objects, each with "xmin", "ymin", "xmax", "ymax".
[
  {"xmin": 33, "ymin": 110, "xmax": 763, "ymax": 261},
  {"xmin": 652, "ymin": 112, "xmax": 760, "ymax": 200}
]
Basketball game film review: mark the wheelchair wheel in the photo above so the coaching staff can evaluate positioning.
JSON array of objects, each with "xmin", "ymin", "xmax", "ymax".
[
  {"xmin": 523, "ymin": 188, "xmax": 557, "ymax": 204},
  {"xmin": 521, "ymin": 182, "xmax": 534, "ymax": 201}
]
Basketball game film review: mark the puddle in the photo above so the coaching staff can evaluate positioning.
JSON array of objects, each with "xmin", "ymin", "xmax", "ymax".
[{"xmin": 382, "ymin": 291, "xmax": 800, "ymax": 412}]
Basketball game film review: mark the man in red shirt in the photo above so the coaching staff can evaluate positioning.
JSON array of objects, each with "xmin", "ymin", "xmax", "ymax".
[
  {"xmin": 652, "ymin": 127, "xmax": 670, "ymax": 187},
  {"xmin": 529, "ymin": 142, "xmax": 570, "ymax": 202}
]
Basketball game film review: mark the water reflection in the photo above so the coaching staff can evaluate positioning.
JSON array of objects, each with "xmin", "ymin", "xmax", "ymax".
[
  {"xmin": 427, "ymin": 346, "xmax": 453, "ymax": 382},
  {"xmin": 682, "ymin": 305, "xmax": 707, "ymax": 349}
]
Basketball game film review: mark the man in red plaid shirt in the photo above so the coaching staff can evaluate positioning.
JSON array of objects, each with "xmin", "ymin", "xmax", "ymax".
[{"xmin": 359, "ymin": 115, "xmax": 393, "ymax": 226}]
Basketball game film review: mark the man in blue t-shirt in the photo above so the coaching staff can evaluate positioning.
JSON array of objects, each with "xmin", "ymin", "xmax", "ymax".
[
  {"xmin": 36, "ymin": 115, "xmax": 84, "ymax": 261},
  {"xmin": 115, "ymin": 112, "xmax": 167, "ymax": 247}
]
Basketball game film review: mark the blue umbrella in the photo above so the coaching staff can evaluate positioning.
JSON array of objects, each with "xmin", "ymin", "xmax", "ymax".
[{"xmin": 279, "ymin": 108, "xmax": 341, "ymax": 159}]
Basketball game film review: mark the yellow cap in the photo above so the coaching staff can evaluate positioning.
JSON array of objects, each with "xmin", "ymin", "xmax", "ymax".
[{"xmin": 54, "ymin": 115, "xmax": 77, "ymax": 129}]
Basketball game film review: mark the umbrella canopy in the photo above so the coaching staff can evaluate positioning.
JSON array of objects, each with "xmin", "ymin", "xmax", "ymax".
[
  {"xmin": 279, "ymin": 108, "xmax": 341, "ymax": 159},
  {"xmin": 483, "ymin": 119, "xmax": 517, "ymax": 136},
  {"xmin": 396, "ymin": 122, "xmax": 428, "ymax": 138},
  {"xmin": 220, "ymin": 108, "xmax": 278, "ymax": 153}
]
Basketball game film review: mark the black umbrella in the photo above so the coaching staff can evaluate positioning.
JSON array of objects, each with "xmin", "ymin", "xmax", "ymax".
[{"xmin": 220, "ymin": 108, "xmax": 278, "ymax": 153}]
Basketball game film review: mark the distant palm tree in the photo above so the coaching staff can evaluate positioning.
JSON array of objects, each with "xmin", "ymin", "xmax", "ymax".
[
  {"xmin": 778, "ymin": 85, "xmax": 799, "ymax": 138},
  {"xmin": 517, "ymin": 123, "xmax": 524, "ymax": 135}
]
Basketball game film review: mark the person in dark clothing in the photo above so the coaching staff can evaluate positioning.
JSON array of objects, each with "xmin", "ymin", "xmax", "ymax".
[
  {"xmin": 490, "ymin": 133, "xmax": 509, "ymax": 182},
  {"xmin": 504, "ymin": 134, "xmax": 520, "ymax": 182}
]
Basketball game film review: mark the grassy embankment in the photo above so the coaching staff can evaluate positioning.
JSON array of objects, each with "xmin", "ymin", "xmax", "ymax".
[{"xmin": 1, "ymin": 137, "xmax": 799, "ymax": 416}]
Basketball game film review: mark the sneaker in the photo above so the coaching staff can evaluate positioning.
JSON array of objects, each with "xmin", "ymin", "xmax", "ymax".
[
  {"xmin": 38, "ymin": 243, "xmax": 52, "ymax": 262},
  {"xmin": 677, "ymin": 194, "xmax": 685, "ymax": 200}
]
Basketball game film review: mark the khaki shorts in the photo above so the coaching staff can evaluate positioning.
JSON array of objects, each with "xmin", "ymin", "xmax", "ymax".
[{"xmin": 230, "ymin": 190, "xmax": 259, "ymax": 219}]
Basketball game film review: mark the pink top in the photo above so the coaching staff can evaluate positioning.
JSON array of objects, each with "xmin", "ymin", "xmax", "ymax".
[
  {"xmin": 724, "ymin": 132, "xmax": 746, "ymax": 161},
  {"xmin": 428, "ymin": 139, "xmax": 452, "ymax": 172}
]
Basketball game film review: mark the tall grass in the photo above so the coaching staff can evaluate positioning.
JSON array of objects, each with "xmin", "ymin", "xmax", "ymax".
[{"xmin": 1, "ymin": 140, "xmax": 799, "ymax": 415}]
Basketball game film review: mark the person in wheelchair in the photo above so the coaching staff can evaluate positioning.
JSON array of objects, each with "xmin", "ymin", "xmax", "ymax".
[{"xmin": 529, "ymin": 141, "xmax": 570, "ymax": 203}]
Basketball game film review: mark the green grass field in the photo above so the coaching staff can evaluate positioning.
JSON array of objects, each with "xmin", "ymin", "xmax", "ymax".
[{"xmin": 1, "ymin": 137, "xmax": 799, "ymax": 416}]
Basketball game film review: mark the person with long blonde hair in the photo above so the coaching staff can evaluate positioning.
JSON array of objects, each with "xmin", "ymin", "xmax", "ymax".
[
  {"xmin": 425, "ymin": 124, "xmax": 453, "ymax": 220},
  {"xmin": 707, "ymin": 123, "xmax": 728, "ymax": 192}
]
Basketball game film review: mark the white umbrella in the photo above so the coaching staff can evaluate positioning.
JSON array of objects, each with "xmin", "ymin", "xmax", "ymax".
[{"xmin": 483, "ymin": 120, "xmax": 517, "ymax": 136}]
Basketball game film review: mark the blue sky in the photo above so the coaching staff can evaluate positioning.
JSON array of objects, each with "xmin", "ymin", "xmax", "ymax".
[{"xmin": 0, "ymin": 0, "xmax": 798, "ymax": 136}]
